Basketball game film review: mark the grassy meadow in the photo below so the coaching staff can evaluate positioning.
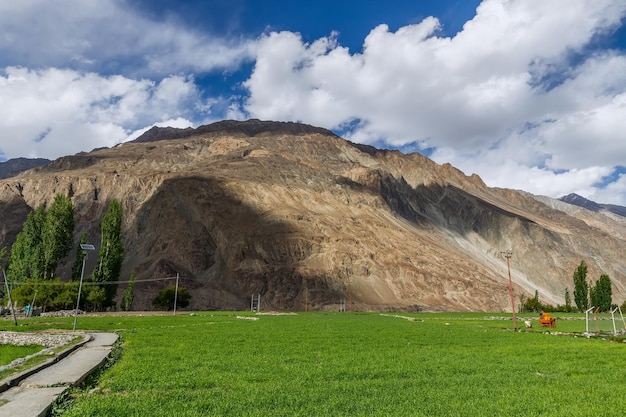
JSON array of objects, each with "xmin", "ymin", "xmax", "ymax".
[
  {"xmin": 1, "ymin": 311, "xmax": 625, "ymax": 416},
  {"xmin": 0, "ymin": 344, "xmax": 43, "ymax": 367}
]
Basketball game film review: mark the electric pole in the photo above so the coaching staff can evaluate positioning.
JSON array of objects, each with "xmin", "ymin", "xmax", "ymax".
[{"xmin": 502, "ymin": 250, "xmax": 517, "ymax": 331}]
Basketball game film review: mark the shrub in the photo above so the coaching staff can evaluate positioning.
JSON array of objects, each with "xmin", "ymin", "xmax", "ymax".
[{"xmin": 152, "ymin": 286, "xmax": 190, "ymax": 310}]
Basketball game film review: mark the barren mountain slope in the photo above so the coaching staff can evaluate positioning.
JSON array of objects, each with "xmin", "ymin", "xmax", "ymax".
[{"xmin": 1, "ymin": 120, "xmax": 625, "ymax": 311}]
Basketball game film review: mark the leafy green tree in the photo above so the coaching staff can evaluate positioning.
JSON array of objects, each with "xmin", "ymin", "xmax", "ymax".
[
  {"xmin": 152, "ymin": 286, "xmax": 191, "ymax": 310},
  {"xmin": 42, "ymin": 194, "xmax": 74, "ymax": 278},
  {"xmin": 6, "ymin": 195, "xmax": 75, "ymax": 282},
  {"xmin": 0, "ymin": 246, "xmax": 6, "ymax": 299},
  {"xmin": 589, "ymin": 284, "xmax": 599, "ymax": 310},
  {"xmin": 85, "ymin": 286, "xmax": 106, "ymax": 311},
  {"xmin": 93, "ymin": 200, "xmax": 125, "ymax": 307},
  {"xmin": 121, "ymin": 270, "xmax": 136, "ymax": 311},
  {"xmin": 53, "ymin": 282, "xmax": 79, "ymax": 310},
  {"xmin": 11, "ymin": 280, "xmax": 37, "ymax": 306},
  {"xmin": 564, "ymin": 287, "xmax": 572, "ymax": 312},
  {"xmin": 523, "ymin": 290, "xmax": 543, "ymax": 312},
  {"xmin": 573, "ymin": 261, "xmax": 589, "ymax": 312},
  {"xmin": 11, "ymin": 278, "xmax": 71, "ymax": 312},
  {"xmin": 6, "ymin": 206, "xmax": 46, "ymax": 282},
  {"xmin": 592, "ymin": 274, "xmax": 612, "ymax": 312}
]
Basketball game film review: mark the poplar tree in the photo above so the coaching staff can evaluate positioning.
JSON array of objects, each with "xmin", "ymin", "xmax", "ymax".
[
  {"xmin": 121, "ymin": 270, "xmax": 136, "ymax": 311},
  {"xmin": 572, "ymin": 260, "xmax": 589, "ymax": 312},
  {"xmin": 42, "ymin": 194, "xmax": 75, "ymax": 278},
  {"xmin": 6, "ymin": 195, "xmax": 75, "ymax": 282},
  {"xmin": 593, "ymin": 274, "xmax": 612, "ymax": 312},
  {"xmin": 93, "ymin": 200, "xmax": 124, "ymax": 307},
  {"xmin": 564, "ymin": 287, "xmax": 572, "ymax": 312},
  {"xmin": 589, "ymin": 284, "xmax": 598, "ymax": 310},
  {"xmin": 6, "ymin": 206, "xmax": 46, "ymax": 282},
  {"xmin": 0, "ymin": 246, "xmax": 5, "ymax": 299}
]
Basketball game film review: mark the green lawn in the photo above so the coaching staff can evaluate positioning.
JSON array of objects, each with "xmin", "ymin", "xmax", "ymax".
[
  {"xmin": 0, "ymin": 344, "xmax": 43, "ymax": 367},
  {"xmin": 2, "ymin": 312, "xmax": 625, "ymax": 416}
]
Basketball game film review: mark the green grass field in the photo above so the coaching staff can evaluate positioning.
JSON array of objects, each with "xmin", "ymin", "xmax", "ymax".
[
  {"xmin": 0, "ymin": 344, "xmax": 43, "ymax": 367},
  {"xmin": 2, "ymin": 312, "xmax": 625, "ymax": 416}
]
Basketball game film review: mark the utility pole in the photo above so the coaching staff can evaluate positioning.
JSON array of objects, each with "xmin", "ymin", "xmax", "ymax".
[
  {"xmin": 2, "ymin": 269, "xmax": 17, "ymax": 326},
  {"xmin": 502, "ymin": 250, "xmax": 517, "ymax": 331},
  {"xmin": 29, "ymin": 290, "xmax": 38, "ymax": 317},
  {"xmin": 173, "ymin": 273, "xmax": 179, "ymax": 316}
]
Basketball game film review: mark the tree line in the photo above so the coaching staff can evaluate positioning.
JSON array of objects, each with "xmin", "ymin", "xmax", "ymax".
[
  {"xmin": 572, "ymin": 260, "xmax": 613, "ymax": 312},
  {"xmin": 520, "ymin": 260, "xmax": 616, "ymax": 313},
  {"xmin": 1, "ymin": 193, "xmax": 190, "ymax": 312},
  {"xmin": 1, "ymin": 194, "xmax": 126, "ymax": 311}
]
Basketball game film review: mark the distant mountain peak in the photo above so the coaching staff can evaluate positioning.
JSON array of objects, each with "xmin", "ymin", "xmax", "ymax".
[
  {"xmin": 0, "ymin": 157, "xmax": 51, "ymax": 179},
  {"xmin": 559, "ymin": 193, "xmax": 626, "ymax": 218},
  {"xmin": 559, "ymin": 193, "xmax": 602, "ymax": 212}
]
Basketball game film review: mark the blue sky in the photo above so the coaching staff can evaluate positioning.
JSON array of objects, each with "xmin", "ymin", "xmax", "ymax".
[{"xmin": 1, "ymin": 0, "xmax": 626, "ymax": 205}]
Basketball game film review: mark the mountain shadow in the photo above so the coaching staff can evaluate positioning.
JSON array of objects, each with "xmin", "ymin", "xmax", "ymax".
[{"xmin": 127, "ymin": 176, "xmax": 337, "ymax": 310}]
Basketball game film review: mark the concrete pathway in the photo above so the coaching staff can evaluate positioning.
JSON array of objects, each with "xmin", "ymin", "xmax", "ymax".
[{"xmin": 0, "ymin": 332, "xmax": 118, "ymax": 417}]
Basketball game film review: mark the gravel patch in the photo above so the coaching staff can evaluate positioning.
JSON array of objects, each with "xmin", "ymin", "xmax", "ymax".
[{"xmin": 0, "ymin": 332, "xmax": 76, "ymax": 348}]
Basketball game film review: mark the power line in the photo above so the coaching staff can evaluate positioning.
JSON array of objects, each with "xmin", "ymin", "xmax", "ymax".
[{"xmin": 6, "ymin": 276, "xmax": 183, "ymax": 287}]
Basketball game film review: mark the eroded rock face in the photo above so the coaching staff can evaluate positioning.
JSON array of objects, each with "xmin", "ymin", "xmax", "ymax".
[{"xmin": 1, "ymin": 120, "xmax": 625, "ymax": 311}]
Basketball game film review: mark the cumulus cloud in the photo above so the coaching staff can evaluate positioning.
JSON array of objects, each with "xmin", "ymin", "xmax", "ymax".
[
  {"xmin": 0, "ymin": 0, "xmax": 255, "ymax": 76},
  {"xmin": 2, "ymin": 0, "xmax": 626, "ymax": 206},
  {"xmin": 592, "ymin": 173, "xmax": 626, "ymax": 205},
  {"xmin": 242, "ymin": 0, "xmax": 626, "ymax": 204},
  {"xmin": 0, "ymin": 67, "xmax": 203, "ymax": 159},
  {"xmin": 0, "ymin": 0, "xmax": 254, "ymax": 160}
]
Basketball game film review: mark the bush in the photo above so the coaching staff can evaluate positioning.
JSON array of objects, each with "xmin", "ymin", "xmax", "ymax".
[
  {"xmin": 8, "ymin": 279, "xmax": 79, "ymax": 312},
  {"xmin": 519, "ymin": 290, "xmax": 555, "ymax": 313},
  {"xmin": 152, "ymin": 286, "xmax": 191, "ymax": 311}
]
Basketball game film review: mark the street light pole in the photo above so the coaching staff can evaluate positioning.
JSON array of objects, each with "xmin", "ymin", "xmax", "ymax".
[
  {"xmin": 502, "ymin": 250, "xmax": 517, "ymax": 331},
  {"xmin": 73, "ymin": 244, "xmax": 95, "ymax": 331}
]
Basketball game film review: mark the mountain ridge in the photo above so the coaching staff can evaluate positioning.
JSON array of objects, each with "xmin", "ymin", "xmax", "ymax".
[
  {"xmin": 132, "ymin": 119, "xmax": 338, "ymax": 143},
  {"xmin": 1, "ymin": 120, "xmax": 625, "ymax": 311},
  {"xmin": 559, "ymin": 193, "xmax": 626, "ymax": 218},
  {"xmin": 0, "ymin": 157, "xmax": 51, "ymax": 179}
]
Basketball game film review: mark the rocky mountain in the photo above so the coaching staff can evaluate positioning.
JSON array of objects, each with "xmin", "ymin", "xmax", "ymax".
[
  {"xmin": 559, "ymin": 193, "xmax": 626, "ymax": 217},
  {"xmin": 1, "ymin": 119, "xmax": 625, "ymax": 312},
  {"xmin": 0, "ymin": 158, "xmax": 50, "ymax": 179}
]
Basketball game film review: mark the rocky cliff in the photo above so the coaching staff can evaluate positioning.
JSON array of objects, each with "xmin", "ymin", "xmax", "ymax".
[{"xmin": 1, "ymin": 119, "xmax": 625, "ymax": 311}]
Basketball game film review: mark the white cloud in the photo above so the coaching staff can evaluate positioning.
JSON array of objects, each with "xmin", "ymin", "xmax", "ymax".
[
  {"xmin": 592, "ymin": 174, "xmax": 626, "ymax": 206},
  {"xmin": 433, "ymin": 145, "xmax": 615, "ymax": 200},
  {"xmin": 0, "ymin": 0, "xmax": 256, "ymax": 76},
  {"xmin": 1, "ymin": 0, "xmax": 626, "ymax": 206},
  {"xmin": 242, "ymin": 0, "xmax": 626, "ymax": 204},
  {"xmin": 0, "ymin": 67, "xmax": 201, "ymax": 159},
  {"xmin": 0, "ymin": 0, "xmax": 256, "ymax": 161}
]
